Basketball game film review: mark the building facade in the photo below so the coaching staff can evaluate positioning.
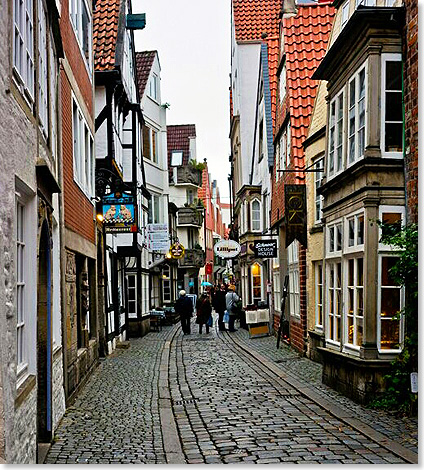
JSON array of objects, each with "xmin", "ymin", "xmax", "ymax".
[{"xmin": 0, "ymin": 0, "xmax": 65, "ymax": 462}]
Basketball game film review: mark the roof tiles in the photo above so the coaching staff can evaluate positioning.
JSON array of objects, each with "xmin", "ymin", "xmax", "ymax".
[
  {"xmin": 232, "ymin": 0, "xmax": 281, "ymax": 41},
  {"xmin": 283, "ymin": 3, "xmax": 335, "ymax": 169},
  {"xmin": 93, "ymin": 0, "xmax": 121, "ymax": 71},
  {"xmin": 167, "ymin": 124, "xmax": 196, "ymax": 178},
  {"xmin": 135, "ymin": 51, "xmax": 156, "ymax": 97}
]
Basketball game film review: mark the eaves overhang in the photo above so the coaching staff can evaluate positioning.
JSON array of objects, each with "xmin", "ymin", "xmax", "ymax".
[{"xmin": 313, "ymin": 7, "xmax": 405, "ymax": 81}]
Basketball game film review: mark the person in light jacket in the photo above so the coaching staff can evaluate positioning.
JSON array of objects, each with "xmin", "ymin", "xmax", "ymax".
[{"xmin": 225, "ymin": 285, "xmax": 239, "ymax": 332}]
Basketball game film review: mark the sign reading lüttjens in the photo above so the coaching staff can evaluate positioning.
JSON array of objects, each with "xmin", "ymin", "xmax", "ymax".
[{"xmin": 285, "ymin": 184, "xmax": 307, "ymax": 248}]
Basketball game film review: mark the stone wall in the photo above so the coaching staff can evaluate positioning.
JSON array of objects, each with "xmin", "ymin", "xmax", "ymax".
[{"xmin": 52, "ymin": 349, "xmax": 66, "ymax": 432}]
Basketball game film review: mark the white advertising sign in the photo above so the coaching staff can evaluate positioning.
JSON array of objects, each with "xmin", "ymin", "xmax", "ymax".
[
  {"xmin": 214, "ymin": 239, "xmax": 241, "ymax": 258},
  {"xmin": 147, "ymin": 224, "xmax": 169, "ymax": 252}
]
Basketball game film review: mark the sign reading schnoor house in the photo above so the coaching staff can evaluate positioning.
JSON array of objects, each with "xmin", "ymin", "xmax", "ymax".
[
  {"xmin": 253, "ymin": 240, "xmax": 277, "ymax": 258},
  {"xmin": 214, "ymin": 239, "xmax": 241, "ymax": 258},
  {"xmin": 102, "ymin": 192, "xmax": 137, "ymax": 233},
  {"xmin": 285, "ymin": 184, "xmax": 307, "ymax": 248}
]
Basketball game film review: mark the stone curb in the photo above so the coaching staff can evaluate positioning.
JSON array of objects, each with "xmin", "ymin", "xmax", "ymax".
[
  {"xmin": 159, "ymin": 326, "xmax": 186, "ymax": 464},
  {"xmin": 225, "ymin": 332, "xmax": 418, "ymax": 465}
]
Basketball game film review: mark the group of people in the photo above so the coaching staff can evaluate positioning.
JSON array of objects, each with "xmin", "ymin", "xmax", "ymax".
[{"xmin": 174, "ymin": 283, "xmax": 241, "ymax": 335}]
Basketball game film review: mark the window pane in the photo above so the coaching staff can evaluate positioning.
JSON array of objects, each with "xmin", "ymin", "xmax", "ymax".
[
  {"xmin": 386, "ymin": 61, "xmax": 402, "ymax": 90},
  {"xmin": 380, "ymin": 318, "xmax": 400, "ymax": 349},
  {"xmin": 385, "ymin": 123, "xmax": 402, "ymax": 152},
  {"xmin": 357, "ymin": 215, "xmax": 364, "ymax": 244},
  {"xmin": 382, "ymin": 212, "xmax": 402, "ymax": 225},
  {"xmin": 348, "ymin": 218, "xmax": 354, "ymax": 246},
  {"xmin": 381, "ymin": 257, "xmax": 398, "ymax": 286},
  {"xmin": 385, "ymin": 92, "xmax": 402, "ymax": 121}
]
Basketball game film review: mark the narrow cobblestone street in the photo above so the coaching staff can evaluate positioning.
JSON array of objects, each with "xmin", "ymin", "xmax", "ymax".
[{"xmin": 45, "ymin": 316, "xmax": 418, "ymax": 464}]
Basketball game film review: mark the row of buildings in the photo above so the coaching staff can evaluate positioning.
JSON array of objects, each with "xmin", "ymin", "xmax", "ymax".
[
  {"xmin": 0, "ymin": 0, "xmax": 229, "ymax": 463},
  {"xmin": 228, "ymin": 0, "xmax": 417, "ymax": 403}
]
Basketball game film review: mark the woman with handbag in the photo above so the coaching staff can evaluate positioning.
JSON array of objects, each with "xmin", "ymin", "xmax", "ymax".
[{"xmin": 195, "ymin": 292, "xmax": 213, "ymax": 334}]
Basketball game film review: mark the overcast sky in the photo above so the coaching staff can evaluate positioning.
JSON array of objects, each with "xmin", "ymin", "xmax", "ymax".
[{"xmin": 134, "ymin": 0, "xmax": 232, "ymax": 200}]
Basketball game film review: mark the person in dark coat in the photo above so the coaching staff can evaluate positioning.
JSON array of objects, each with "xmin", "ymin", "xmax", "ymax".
[
  {"xmin": 175, "ymin": 290, "xmax": 193, "ymax": 335},
  {"xmin": 196, "ymin": 292, "xmax": 212, "ymax": 334},
  {"xmin": 212, "ymin": 284, "xmax": 227, "ymax": 331}
]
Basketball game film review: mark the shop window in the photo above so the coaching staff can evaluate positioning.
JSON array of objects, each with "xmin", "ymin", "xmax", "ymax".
[
  {"xmin": 346, "ymin": 257, "xmax": 364, "ymax": 347},
  {"xmin": 327, "ymin": 261, "xmax": 342, "ymax": 343},
  {"xmin": 379, "ymin": 256, "xmax": 403, "ymax": 350},
  {"xmin": 251, "ymin": 263, "xmax": 262, "ymax": 304}
]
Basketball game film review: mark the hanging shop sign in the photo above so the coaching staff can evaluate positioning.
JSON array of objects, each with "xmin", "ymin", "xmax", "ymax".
[
  {"xmin": 253, "ymin": 240, "xmax": 278, "ymax": 258},
  {"xmin": 169, "ymin": 242, "xmax": 185, "ymax": 259},
  {"xmin": 102, "ymin": 193, "xmax": 137, "ymax": 233},
  {"xmin": 285, "ymin": 184, "xmax": 307, "ymax": 248},
  {"xmin": 214, "ymin": 239, "xmax": 241, "ymax": 258},
  {"xmin": 146, "ymin": 223, "xmax": 169, "ymax": 252}
]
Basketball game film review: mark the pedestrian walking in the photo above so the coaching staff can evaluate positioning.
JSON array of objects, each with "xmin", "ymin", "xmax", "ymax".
[
  {"xmin": 225, "ymin": 285, "xmax": 240, "ymax": 332},
  {"xmin": 175, "ymin": 290, "xmax": 193, "ymax": 335},
  {"xmin": 212, "ymin": 284, "xmax": 227, "ymax": 331},
  {"xmin": 195, "ymin": 292, "xmax": 213, "ymax": 334}
]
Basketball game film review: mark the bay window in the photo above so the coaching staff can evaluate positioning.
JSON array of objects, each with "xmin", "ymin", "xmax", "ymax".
[
  {"xmin": 314, "ymin": 157, "xmax": 324, "ymax": 223},
  {"xmin": 328, "ymin": 91, "xmax": 344, "ymax": 176},
  {"xmin": 251, "ymin": 199, "xmax": 261, "ymax": 232},
  {"xmin": 315, "ymin": 261, "xmax": 323, "ymax": 328},
  {"xmin": 348, "ymin": 65, "xmax": 366, "ymax": 165},
  {"xmin": 381, "ymin": 54, "xmax": 403, "ymax": 156},
  {"xmin": 346, "ymin": 257, "xmax": 364, "ymax": 347},
  {"xmin": 327, "ymin": 260, "xmax": 342, "ymax": 343}
]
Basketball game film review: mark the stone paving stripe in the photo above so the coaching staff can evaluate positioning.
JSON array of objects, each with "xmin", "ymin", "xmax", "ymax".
[{"xmin": 226, "ymin": 332, "xmax": 418, "ymax": 465}]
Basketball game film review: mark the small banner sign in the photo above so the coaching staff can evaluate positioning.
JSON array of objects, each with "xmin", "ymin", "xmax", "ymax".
[
  {"xmin": 147, "ymin": 223, "xmax": 169, "ymax": 252},
  {"xmin": 253, "ymin": 240, "xmax": 278, "ymax": 258},
  {"xmin": 285, "ymin": 184, "xmax": 307, "ymax": 248},
  {"xmin": 103, "ymin": 193, "xmax": 137, "ymax": 233},
  {"xmin": 214, "ymin": 239, "xmax": 241, "ymax": 258}
]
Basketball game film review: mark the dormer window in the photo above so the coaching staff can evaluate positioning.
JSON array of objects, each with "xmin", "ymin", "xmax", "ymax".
[{"xmin": 171, "ymin": 151, "xmax": 183, "ymax": 167}]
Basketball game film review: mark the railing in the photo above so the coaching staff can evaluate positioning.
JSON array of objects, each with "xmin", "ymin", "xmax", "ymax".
[
  {"xmin": 177, "ymin": 207, "xmax": 203, "ymax": 227},
  {"xmin": 178, "ymin": 248, "xmax": 206, "ymax": 268}
]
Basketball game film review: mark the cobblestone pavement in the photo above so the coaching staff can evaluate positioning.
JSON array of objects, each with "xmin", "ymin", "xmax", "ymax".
[
  {"xmin": 45, "ymin": 314, "xmax": 417, "ymax": 464},
  {"xmin": 45, "ymin": 327, "xmax": 175, "ymax": 464},
  {"xmin": 228, "ymin": 322, "xmax": 418, "ymax": 454},
  {"xmin": 170, "ymin": 315, "xmax": 417, "ymax": 464}
]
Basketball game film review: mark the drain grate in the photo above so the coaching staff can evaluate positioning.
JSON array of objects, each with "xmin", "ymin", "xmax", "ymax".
[{"xmin": 173, "ymin": 398, "xmax": 197, "ymax": 406}]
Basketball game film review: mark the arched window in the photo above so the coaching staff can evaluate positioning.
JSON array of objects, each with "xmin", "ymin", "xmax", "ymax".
[{"xmin": 251, "ymin": 199, "xmax": 261, "ymax": 232}]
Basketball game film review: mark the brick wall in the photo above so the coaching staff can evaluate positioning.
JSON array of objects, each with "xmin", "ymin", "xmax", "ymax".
[
  {"xmin": 59, "ymin": 0, "xmax": 93, "ymax": 116},
  {"xmin": 403, "ymin": 0, "xmax": 418, "ymax": 224},
  {"xmin": 61, "ymin": 70, "xmax": 95, "ymax": 243}
]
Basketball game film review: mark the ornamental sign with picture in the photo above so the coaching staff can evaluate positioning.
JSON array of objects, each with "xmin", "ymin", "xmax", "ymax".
[
  {"xmin": 169, "ymin": 242, "xmax": 185, "ymax": 259},
  {"xmin": 102, "ymin": 193, "xmax": 137, "ymax": 233},
  {"xmin": 214, "ymin": 239, "xmax": 241, "ymax": 259}
]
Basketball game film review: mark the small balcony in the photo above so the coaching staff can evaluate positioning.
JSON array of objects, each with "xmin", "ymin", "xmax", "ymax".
[
  {"xmin": 173, "ymin": 166, "xmax": 202, "ymax": 187},
  {"xmin": 178, "ymin": 248, "xmax": 205, "ymax": 268},
  {"xmin": 177, "ymin": 207, "xmax": 203, "ymax": 227}
]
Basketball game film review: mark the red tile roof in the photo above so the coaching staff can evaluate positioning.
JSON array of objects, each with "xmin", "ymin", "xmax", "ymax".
[
  {"xmin": 283, "ymin": 3, "xmax": 335, "ymax": 172},
  {"xmin": 232, "ymin": 0, "xmax": 281, "ymax": 41},
  {"xmin": 266, "ymin": 35, "xmax": 280, "ymax": 131},
  {"xmin": 167, "ymin": 124, "xmax": 196, "ymax": 178},
  {"xmin": 135, "ymin": 51, "xmax": 156, "ymax": 97},
  {"xmin": 93, "ymin": 0, "xmax": 121, "ymax": 71}
]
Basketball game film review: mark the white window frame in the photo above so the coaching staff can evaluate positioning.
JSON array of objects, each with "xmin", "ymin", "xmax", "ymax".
[
  {"xmin": 341, "ymin": 0, "xmax": 350, "ymax": 28},
  {"xmin": 162, "ymin": 264, "xmax": 172, "ymax": 303},
  {"xmin": 279, "ymin": 62, "xmax": 286, "ymax": 102},
  {"xmin": 345, "ymin": 209, "xmax": 365, "ymax": 253},
  {"xmin": 377, "ymin": 254, "xmax": 404, "ymax": 353},
  {"xmin": 273, "ymin": 256, "xmax": 281, "ymax": 313},
  {"xmin": 326, "ymin": 259, "xmax": 342, "ymax": 345},
  {"xmin": 327, "ymin": 219, "xmax": 343, "ymax": 257},
  {"xmin": 148, "ymin": 73, "xmax": 159, "ymax": 101},
  {"xmin": 327, "ymin": 89, "xmax": 345, "ymax": 178},
  {"xmin": 126, "ymin": 273, "xmax": 137, "ymax": 319},
  {"xmin": 378, "ymin": 205, "xmax": 405, "ymax": 251},
  {"xmin": 38, "ymin": 0, "xmax": 48, "ymax": 135},
  {"xmin": 344, "ymin": 255, "xmax": 364, "ymax": 351},
  {"xmin": 314, "ymin": 156, "xmax": 324, "ymax": 224},
  {"xmin": 69, "ymin": 0, "xmax": 92, "ymax": 73},
  {"xmin": 315, "ymin": 261, "xmax": 324, "ymax": 329},
  {"xmin": 13, "ymin": 0, "xmax": 34, "ymax": 100},
  {"xmin": 250, "ymin": 198, "xmax": 261, "ymax": 232},
  {"xmin": 170, "ymin": 150, "xmax": 183, "ymax": 167},
  {"xmin": 16, "ymin": 199, "xmax": 27, "ymax": 379},
  {"xmin": 348, "ymin": 62, "xmax": 367, "ymax": 166},
  {"xmin": 381, "ymin": 53, "xmax": 403, "ymax": 158},
  {"xmin": 287, "ymin": 241, "xmax": 300, "ymax": 318},
  {"xmin": 72, "ymin": 97, "xmax": 95, "ymax": 200}
]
